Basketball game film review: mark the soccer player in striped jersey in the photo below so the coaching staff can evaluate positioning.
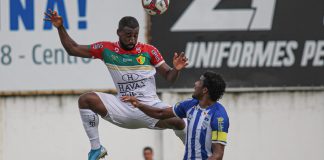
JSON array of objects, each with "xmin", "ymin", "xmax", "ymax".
[
  {"xmin": 122, "ymin": 71, "xmax": 229, "ymax": 160},
  {"xmin": 44, "ymin": 9, "xmax": 188, "ymax": 160}
]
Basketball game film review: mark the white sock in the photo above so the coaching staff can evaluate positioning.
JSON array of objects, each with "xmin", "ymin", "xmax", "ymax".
[
  {"xmin": 80, "ymin": 109, "xmax": 101, "ymax": 150},
  {"xmin": 173, "ymin": 119, "xmax": 187, "ymax": 145}
]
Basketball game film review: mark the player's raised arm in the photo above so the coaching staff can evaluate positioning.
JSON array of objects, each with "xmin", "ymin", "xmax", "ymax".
[
  {"xmin": 208, "ymin": 143, "xmax": 225, "ymax": 160},
  {"xmin": 43, "ymin": 9, "xmax": 91, "ymax": 58},
  {"xmin": 156, "ymin": 52, "xmax": 189, "ymax": 83},
  {"xmin": 121, "ymin": 96, "xmax": 175, "ymax": 119}
]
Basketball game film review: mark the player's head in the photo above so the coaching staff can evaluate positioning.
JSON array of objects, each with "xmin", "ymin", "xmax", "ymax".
[
  {"xmin": 192, "ymin": 71, "xmax": 226, "ymax": 101},
  {"xmin": 117, "ymin": 16, "xmax": 139, "ymax": 50},
  {"xmin": 143, "ymin": 146, "xmax": 153, "ymax": 160}
]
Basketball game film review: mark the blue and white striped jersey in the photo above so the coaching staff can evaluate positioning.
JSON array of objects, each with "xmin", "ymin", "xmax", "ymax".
[{"xmin": 173, "ymin": 98, "xmax": 229, "ymax": 160}]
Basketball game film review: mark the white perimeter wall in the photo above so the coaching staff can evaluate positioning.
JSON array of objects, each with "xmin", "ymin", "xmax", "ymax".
[{"xmin": 0, "ymin": 91, "xmax": 324, "ymax": 160}]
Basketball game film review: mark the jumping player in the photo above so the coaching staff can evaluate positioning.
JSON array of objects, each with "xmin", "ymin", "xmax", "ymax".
[
  {"xmin": 44, "ymin": 9, "xmax": 188, "ymax": 160},
  {"xmin": 122, "ymin": 71, "xmax": 229, "ymax": 160}
]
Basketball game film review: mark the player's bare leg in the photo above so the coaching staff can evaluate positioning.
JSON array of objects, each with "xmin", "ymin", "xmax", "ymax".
[
  {"xmin": 78, "ymin": 92, "xmax": 108, "ymax": 160},
  {"xmin": 155, "ymin": 117, "xmax": 187, "ymax": 144}
]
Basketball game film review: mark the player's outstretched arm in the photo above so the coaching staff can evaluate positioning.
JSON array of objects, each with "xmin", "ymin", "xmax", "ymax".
[
  {"xmin": 43, "ymin": 9, "xmax": 91, "ymax": 58},
  {"xmin": 121, "ymin": 96, "xmax": 175, "ymax": 119},
  {"xmin": 208, "ymin": 143, "xmax": 225, "ymax": 160},
  {"xmin": 156, "ymin": 52, "xmax": 189, "ymax": 83}
]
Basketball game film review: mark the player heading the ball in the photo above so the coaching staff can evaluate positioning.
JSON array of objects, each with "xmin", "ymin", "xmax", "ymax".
[{"xmin": 44, "ymin": 8, "xmax": 188, "ymax": 160}]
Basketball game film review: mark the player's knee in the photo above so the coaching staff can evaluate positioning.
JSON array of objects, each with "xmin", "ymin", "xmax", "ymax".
[{"xmin": 78, "ymin": 92, "xmax": 99, "ymax": 109}]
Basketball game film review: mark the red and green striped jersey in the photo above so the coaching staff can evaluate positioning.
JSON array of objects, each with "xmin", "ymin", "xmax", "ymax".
[{"xmin": 89, "ymin": 41, "xmax": 165, "ymax": 103}]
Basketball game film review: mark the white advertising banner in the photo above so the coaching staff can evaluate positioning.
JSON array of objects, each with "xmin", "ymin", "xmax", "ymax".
[{"xmin": 0, "ymin": 0, "xmax": 146, "ymax": 92}]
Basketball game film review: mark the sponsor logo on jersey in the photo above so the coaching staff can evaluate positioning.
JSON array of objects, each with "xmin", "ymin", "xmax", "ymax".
[
  {"xmin": 123, "ymin": 58, "xmax": 133, "ymax": 62},
  {"xmin": 151, "ymin": 49, "xmax": 161, "ymax": 62},
  {"xmin": 93, "ymin": 43, "xmax": 103, "ymax": 49},
  {"xmin": 202, "ymin": 114, "xmax": 211, "ymax": 129},
  {"xmin": 217, "ymin": 117, "xmax": 224, "ymax": 132},
  {"xmin": 117, "ymin": 78, "xmax": 148, "ymax": 96},
  {"xmin": 136, "ymin": 55, "xmax": 146, "ymax": 64},
  {"xmin": 122, "ymin": 73, "xmax": 140, "ymax": 81}
]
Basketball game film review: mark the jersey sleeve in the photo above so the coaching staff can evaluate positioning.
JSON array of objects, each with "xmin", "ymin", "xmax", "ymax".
[
  {"xmin": 211, "ymin": 112, "xmax": 229, "ymax": 145},
  {"xmin": 147, "ymin": 45, "xmax": 165, "ymax": 67},
  {"xmin": 172, "ymin": 99, "xmax": 195, "ymax": 118},
  {"xmin": 88, "ymin": 41, "xmax": 106, "ymax": 59}
]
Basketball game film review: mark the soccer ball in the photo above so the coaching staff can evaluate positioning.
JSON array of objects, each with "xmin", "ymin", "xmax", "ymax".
[{"xmin": 142, "ymin": 0, "xmax": 170, "ymax": 15}]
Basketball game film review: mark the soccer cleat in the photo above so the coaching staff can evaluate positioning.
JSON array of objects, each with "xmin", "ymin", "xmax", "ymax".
[{"xmin": 88, "ymin": 145, "xmax": 108, "ymax": 160}]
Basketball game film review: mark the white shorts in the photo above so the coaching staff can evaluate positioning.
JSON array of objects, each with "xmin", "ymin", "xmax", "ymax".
[{"xmin": 95, "ymin": 92, "xmax": 170, "ymax": 129}]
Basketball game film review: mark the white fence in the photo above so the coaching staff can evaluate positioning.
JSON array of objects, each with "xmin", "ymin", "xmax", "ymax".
[{"xmin": 0, "ymin": 90, "xmax": 323, "ymax": 160}]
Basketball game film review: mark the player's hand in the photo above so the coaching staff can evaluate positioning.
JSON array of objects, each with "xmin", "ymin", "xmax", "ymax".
[
  {"xmin": 173, "ymin": 52, "xmax": 189, "ymax": 71},
  {"xmin": 121, "ymin": 96, "xmax": 140, "ymax": 107},
  {"xmin": 43, "ymin": 9, "xmax": 63, "ymax": 28}
]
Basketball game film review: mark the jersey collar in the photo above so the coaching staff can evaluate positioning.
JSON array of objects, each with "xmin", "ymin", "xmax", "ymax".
[
  {"xmin": 197, "ymin": 102, "xmax": 218, "ymax": 111},
  {"xmin": 116, "ymin": 41, "xmax": 141, "ymax": 54}
]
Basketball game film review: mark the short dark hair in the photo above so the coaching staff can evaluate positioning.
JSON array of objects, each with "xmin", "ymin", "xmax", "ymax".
[
  {"xmin": 202, "ymin": 71, "xmax": 226, "ymax": 101},
  {"xmin": 118, "ymin": 16, "xmax": 139, "ymax": 30},
  {"xmin": 143, "ymin": 146, "xmax": 153, "ymax": 153}
]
